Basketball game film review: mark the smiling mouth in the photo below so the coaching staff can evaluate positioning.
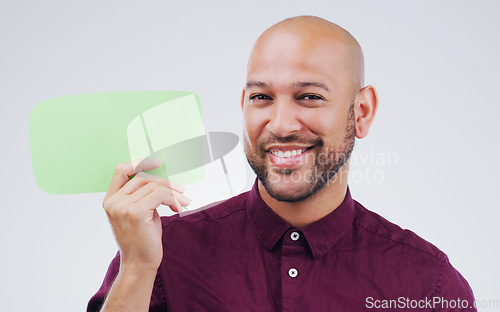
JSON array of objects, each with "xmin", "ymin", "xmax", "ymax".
[
  {"xmin": 265, "ymin": 145, "xmax": 314, "ymax": 169},
  {"xmin": 269, "ymin": 147, "xmax": 313, "ymax": 158}
]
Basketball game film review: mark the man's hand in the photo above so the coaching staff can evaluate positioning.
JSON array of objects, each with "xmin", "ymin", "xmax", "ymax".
[
  {"xmin": 100, "ymin": 159, "xmax": 191, "ymax": 311},
  {"xmin": 104, "ymin": 158, "xmax": 190, "ymax": 270}
]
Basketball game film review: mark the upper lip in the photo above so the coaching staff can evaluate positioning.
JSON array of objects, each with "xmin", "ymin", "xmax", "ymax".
[{"xmin": 266, "ymin": 144, "xmax": 313, "ymax": 152}]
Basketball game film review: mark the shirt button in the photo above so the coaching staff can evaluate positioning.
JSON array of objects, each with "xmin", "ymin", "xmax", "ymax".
[
  {"xmin": 288, "ymin": 268, "xmax": 298, "ymax": 278},
  {"xmin": 290, "ymin": 231, "xmax": 300, "ymax": 241}
]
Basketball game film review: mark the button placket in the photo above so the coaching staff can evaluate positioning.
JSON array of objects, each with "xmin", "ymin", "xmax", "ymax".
[
  {"xmin": 287, "ymin": 232, "xmax": 300, "ymax": 279},
  {"xmin": 281, "ymin": 229, "xmax": 308, "ymax": 309}
]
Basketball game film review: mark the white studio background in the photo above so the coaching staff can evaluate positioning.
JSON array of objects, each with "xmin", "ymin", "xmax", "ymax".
[{"xmin": 1, "ymin": 1, "xmax": 498, "ymax": 311}]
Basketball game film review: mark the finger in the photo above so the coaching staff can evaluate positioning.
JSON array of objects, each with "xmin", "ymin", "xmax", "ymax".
[
  {"xmin": 136, "ymin": 172, "xmax": 185, "ymax": 193},
  {"xmin": 128, "ymin": 183, "xmax": 191, "ymax": 207},
  {"xmin": 137, "ymin": 187, "xmax": 184, "ymax": 213},
  {"xmin": 120, "ymin": 172, "xmax": 185, "ymax": 196},
  {"xmin": 107, "ymin": 158, "xmax": 162, "ymax": 195}
]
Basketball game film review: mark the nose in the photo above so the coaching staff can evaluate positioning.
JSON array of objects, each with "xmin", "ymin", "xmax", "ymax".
[{"xmin": 265, "ymin": 99, "xmax": 303, "ymax": 137}]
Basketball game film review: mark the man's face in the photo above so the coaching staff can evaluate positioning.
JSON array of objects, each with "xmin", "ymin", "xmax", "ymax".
[{"xmin": 242, "ymin": 31, "xmax": 357, "ymax": 202}]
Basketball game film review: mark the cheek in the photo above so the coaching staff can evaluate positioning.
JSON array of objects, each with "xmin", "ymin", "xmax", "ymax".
[
  {"xmin": 301, "ymin": 107, "xmax": 347, "ymax": 146},
  {"xmin": 243, "ymin": 108, "xmax": 268, "ymax": 142},
  {"xmin": 298, "ymin": 108, "xmax": 345, "ymax": 137}
]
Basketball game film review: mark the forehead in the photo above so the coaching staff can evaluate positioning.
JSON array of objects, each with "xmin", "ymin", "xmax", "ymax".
[{"xmin": 247, "ymin": 32, "xmax": 350, "ymax": 86}]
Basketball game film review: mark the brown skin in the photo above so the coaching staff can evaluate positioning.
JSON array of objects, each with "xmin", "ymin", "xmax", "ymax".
[{"xmin": 242, "ymin": 16, "xmax": 378, "ymax": 228}]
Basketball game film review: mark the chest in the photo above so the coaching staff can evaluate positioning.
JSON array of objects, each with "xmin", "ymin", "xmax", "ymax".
[{"xmin": 159, "ymin": 229, "xmax": 433, "ymax": 312}]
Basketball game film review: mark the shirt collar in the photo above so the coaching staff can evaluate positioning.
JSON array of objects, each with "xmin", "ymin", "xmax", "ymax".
[{"xmin": 246, "ymin": 178, "xmax": 355, "ymax": 260}]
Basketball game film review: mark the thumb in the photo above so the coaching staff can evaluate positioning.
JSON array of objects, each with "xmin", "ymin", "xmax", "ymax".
[
  {"xmin": 132, "ymin": 157, "xmax": 163, "ymax": 173},
  {"xmin": 107, "ymin": 158, "xmax": 162, "ymax": 195}
]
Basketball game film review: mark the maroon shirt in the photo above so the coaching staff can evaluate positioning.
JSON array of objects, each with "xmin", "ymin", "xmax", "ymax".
[{"xmin": 88, "ymin": 180, "xmax": 476, "ymax": 311}]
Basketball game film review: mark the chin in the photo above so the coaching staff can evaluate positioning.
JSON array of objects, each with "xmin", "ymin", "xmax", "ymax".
[{"xmin": 262, "ymin": 173, "xmax": 316, "ymax": 202}]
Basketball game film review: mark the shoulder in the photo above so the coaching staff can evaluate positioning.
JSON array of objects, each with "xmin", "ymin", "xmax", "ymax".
[
  {"xmin": 351, "ymin": 199, "xmax": 448, "ymax": 263},
  {"xmin": 350, "ymin": 200, "xmax": 476, "ymax": 302},
  {"xmin": 160, "ymin": 190, "xmax": 251, "ymax": 229}
]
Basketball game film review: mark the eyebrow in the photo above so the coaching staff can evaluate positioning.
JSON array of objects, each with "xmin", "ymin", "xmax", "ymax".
[
  {"xmin": 293, "ymin": 82, "xmax": 329, "ymax": 91},
  {"xmin": 245, "ymin": 81, "xmax": 269, "ymax": 89},
  {"xmin": 245, "ymin": 81, "xmax": 330, "ymax": 91}
]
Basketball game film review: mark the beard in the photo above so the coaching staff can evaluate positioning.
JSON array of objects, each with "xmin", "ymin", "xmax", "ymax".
[{"xmin": 244, "ymin": 103, "xmax": 356, "ymax": 202}]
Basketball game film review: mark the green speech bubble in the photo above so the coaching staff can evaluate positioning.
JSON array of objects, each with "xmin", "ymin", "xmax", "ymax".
[{"xmin": 29, "ymin": 91, "xmax": 205, "ymax": 194}]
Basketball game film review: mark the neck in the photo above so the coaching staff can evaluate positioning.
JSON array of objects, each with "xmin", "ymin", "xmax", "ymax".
[{"xmin": 258, "ymin": 168, "xmax": 349, "ymax": 228}]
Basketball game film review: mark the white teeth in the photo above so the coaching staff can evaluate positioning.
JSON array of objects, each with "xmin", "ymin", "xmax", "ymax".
[{"xmin": 271, "ymin": 149, "xmax": 307, "ymax": 158}]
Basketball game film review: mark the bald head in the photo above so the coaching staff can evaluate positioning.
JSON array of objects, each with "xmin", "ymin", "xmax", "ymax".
[{"xmin": 248, "ymin": 16, "xmax": 364, "ymax": 90}]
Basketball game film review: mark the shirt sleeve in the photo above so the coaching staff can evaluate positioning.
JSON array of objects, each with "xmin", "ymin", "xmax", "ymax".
[
  {"xmin": 86, "ymin": 251, "xmax": 167, "ymax": 312},
  {"xmin": 433, "ymin": 256, "xmax": 477, "ymax": 311}
]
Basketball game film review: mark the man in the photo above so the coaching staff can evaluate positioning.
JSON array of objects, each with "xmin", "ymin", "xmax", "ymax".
[{"xmin": 88, "ymin": 16, "xmax": 476, "ymax": 311}]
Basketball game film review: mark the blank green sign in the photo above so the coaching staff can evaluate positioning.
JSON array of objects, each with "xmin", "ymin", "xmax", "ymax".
[{"xmin": 29, "ymin": 91, "xmax": 205, "ymax": 194}]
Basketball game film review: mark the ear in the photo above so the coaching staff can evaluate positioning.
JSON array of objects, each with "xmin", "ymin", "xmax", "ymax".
[
  {"xmin": 241, "ymin": 89, "xmax": 246, "ymax": 111},
  {"xmin": 355, "ymin": 85, "xmax": 378, "ymax": 139}
]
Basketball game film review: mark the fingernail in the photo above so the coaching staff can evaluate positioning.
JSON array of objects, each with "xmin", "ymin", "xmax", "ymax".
[
  {"xmin": 150, "ymin": 158, "xmax": 162, "ymax": 166},
  {"xmin": 174, "ymin": 198, "xmax": 183, "ymax": 212},
  {"xmin": 177, "ymin": 194, "xmax": 191, "ymax": 205}
]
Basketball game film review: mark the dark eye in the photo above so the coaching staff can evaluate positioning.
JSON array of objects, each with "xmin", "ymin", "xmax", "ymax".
[
  {"xmin": 249, "ymin": 94, "xmax": 273, "ymax": 101},
  {"xmin": 299, "ymin": 94, "xmax": 324, "ymax": 101}
]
